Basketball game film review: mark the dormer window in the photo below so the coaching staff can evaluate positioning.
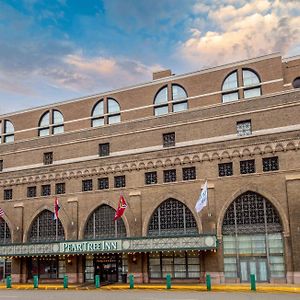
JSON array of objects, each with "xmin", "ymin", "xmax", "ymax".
[
  {"xmin": 38, "ymin": 110, "xmax": 64, "ymax": 137},
  {"xmin": 0, "ymin": 120, "xmax": 15, "ymax": 144}
]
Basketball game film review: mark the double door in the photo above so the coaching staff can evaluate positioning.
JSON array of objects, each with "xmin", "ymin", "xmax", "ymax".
[{"xmin": 240, "ymin": 257, "xmax": 268, "ymax": 282}]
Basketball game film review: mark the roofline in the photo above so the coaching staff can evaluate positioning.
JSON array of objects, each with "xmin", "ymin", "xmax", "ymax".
[
  {"xmin": 0, "ymin": 52, "xmax": 282, "ymax": 118},
  {"xmin": 282, "ymin": 54, "xmax": 300, "ymax": 63}
]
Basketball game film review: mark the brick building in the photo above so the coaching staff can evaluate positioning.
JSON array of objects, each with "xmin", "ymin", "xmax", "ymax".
[{"xmin": 0, "ymin": 53, "xmax": 300, "ymax": 284}]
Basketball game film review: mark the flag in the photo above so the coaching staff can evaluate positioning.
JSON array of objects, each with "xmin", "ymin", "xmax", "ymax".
[
  {"xmin": 0, "ymin": 207, "xmax": 5, "ymax": 218},
  {"xmin": 195, "ymin": 180, "xmax": 208, "ymax": 213},
  {"xmin": 114, "ymin": 195, "xmax": 127, "ymax": 221},
  {"xmin": 54, "ymin": 197, "xmax": 60, "ymax": 220}
]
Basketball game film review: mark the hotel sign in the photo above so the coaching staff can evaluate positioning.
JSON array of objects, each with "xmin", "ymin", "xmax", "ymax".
[{"xmin": 0, "ymin": 235, "xmax": 217, "ymax": 257}]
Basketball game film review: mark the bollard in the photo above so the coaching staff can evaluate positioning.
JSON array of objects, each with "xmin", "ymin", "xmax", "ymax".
[
  {"xmin": 95, "ymin": 274, "xmax": 100, "ymax": 288},
  {"xmin": 250, "ymin": 274, "xmax": 256, "ymax": 291},
  {"xmin": 206, "ymin": 274, "xmax": 211, "ymax": 291},
  {"xmin": 166, "ymin": 274, "xmax": 171, "ymax": 289},
  {"xmin": 33, "ymin": 275, "xmax": 39, "ymax": 289},
  {"xmin": 63, "ymin": 275, "xmax": 68, "ymax": 289},
  {"xmin": 6, "ymin": 275, "xmax": 12, "ymax": 289},
  {"xmin": 129, "ymin": 274, "xmax": 134, "ymax": 289}
]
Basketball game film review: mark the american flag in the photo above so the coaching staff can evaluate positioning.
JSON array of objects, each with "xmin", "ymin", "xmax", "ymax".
[{"xmin": 0, "ymin": 207, "xmax": 5, "ymax": 218}]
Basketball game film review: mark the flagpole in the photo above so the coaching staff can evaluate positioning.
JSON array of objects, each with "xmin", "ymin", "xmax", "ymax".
[{"xmin": 56, "ymin": 218, "xmax": 58, "ymax": 241}]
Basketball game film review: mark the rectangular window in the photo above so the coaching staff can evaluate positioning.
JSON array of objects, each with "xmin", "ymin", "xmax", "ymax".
[
  {"xmin": 27, "ymin": 186, "xmax": 37, "ymax": 198},
  {"xmin": 43, "ymin": 152, "xmax": 53, "ymax": 165},
  {"xmin": 114, "ymin": 175, "xmax": 126, "ymax": 188},
  {"xmin": 218, "ymin": 162, "xmax": 233, "ymax": 177},
  {"xmin": 163, "ymin": 132, "xmax": 175, "ymax": 147},
  {"xmin": 98, "ymin": 178, "xmax": 109, "ymax": 190},
  {"xmin": 237, "ymin": 120, "xmax": 252, "ymax": 136},
  {"xmin": 164, "ymin": 169, "xmax": 176, "ymax": 183},
  {"xmin": 55, "ymin": 182, "xmax": 66, "ymax": 194},
  {"xmin": 263, "ymin": 156, "xmax": 279, "ymax": 172},
  {"xmin": 145, "ymin": 171, "xmax": 157, "ymax": 185},
  {"xmin": 41, "ymin": 184, "xmax": 51, "ymax": 196},
  {"xmin": 99, "ymin": 143, "xmax": 110, "ymax": 157},
  {"xmin": 4, "ymin": 189, "xmax": 12, "ymax": 200},
  {"xmin": 182, "ymin": 167, "xmax": 196, "ymax": 181},
  {"xmin": 82, "ymin": 179, "xmax": 93, "ymax": 191},
  {"xmin": 240, "ymin": 159, "xmax": 255, "ymax": 174},
  {"xmin": 0, "ymin": 160, "xmax": 3, "ymax": 172}
]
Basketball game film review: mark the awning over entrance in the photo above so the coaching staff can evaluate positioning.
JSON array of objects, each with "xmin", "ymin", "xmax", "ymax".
[{"xmin": 0, "ymin": 234, "xmax": 217, "ymax": 257}]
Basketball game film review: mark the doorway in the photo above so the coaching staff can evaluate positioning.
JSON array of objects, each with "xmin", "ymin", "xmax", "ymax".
[
  {"xmin": 240, "ymin": 257, "xmax": 268, "ymax": 282},
  {"xmin": 94, "ymin": 254, "xmax": 119, "ymax": 283}
]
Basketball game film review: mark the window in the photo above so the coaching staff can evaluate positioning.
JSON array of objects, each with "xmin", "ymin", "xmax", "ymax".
[
  {"xmin": 0, "ymin": 120, "xmax": 15, "ymax": 144},
  {"xmin": 55, "ymin": 183, "xmax": 65, "ymax": 194},
  {"xmin": 27, "ymin": 186, "xmax": 37, "ymax": 198},
  {"xmin": 164, "ymin": 169, "xmax": 176, "ymax": 183},
  {"xmin": 222, "ymin": 68, "xmax": 261, "ymax": 103},
  {"xmin": 145, "ymin": 171, "xmax": 157, "ymax": 185},
  {"xmin": 163, "ymin": 132, "xmax": 175, "ymax": 147},
  {"xmin": 240, "ymin": 159, "xmax": 255, "ymax": 174},
  {"xmin": 182, "ymin": 167, "xmax": 196, "ymax": 181},
  {"xmin": 114, "ymin": 175, "xmax": 125, "ymax": 188},
  {"xmin": 218, "ymin": 162, "xmax": 233, "ymax": 177},
  {"xmin": 292, "ymin": 77, "xmax": 300, "ymax": 88},
  {"xmin": 4, "ymin": 189, "xmax": 12, "ymax": 200},
  {"xmin": 263, "ymin": 157, "xmax": 279, "ymax": 172},
  {"xmin": 98, "ymin": 178, "xmax": 109, "ymax": 190},
  {"xmin": 154, "ymin": 84, "xmax": 188, "ymax": 116},
  {"xmin": 43, "ymin": 152, "xmax": 53, "ymax": 165},
  {"xmin": 0, "ymin": 218, "xmax": 11, "ymax": 244},
  {"xmin": 82, "ymin": 179, "xmax": 93, "ymax": 191},
  {"xmin": 38, "ymin": 110, "xmax": 64, "ymax": 137},
  {"xmin": 99, "ymin": 143, "xmax": 110, "ymax": 157},
  {"xmin": 41, "ymin": 184, "xmax": 51, "ymax": 196},
  {"xmin": 237, "ymin": 120, "xmax": 252, "ymax": 136},
  {"xmin": 0, "ymin": 160, "xmax": 3, "ymax": 172},
  {"xmin": 91, "ymin": 98, "xmax": 121, "ymax": 127}
]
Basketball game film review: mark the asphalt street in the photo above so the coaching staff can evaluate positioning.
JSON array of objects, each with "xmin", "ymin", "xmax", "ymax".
[{"xmin": 0, "ymin": 290, "xmax": 298, "ymax": 300}]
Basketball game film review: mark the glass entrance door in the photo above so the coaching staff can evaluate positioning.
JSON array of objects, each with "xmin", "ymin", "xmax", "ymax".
[
  {"xmin": 94, "ymin": 254, "xmax": 119, "ymax": 283},
  {"xmin": 240, "ymin": 258, "xmax": 268, "ymax": 282}
]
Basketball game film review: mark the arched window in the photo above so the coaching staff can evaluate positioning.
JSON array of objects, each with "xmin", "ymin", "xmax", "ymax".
[
  {"xmin": 84, "ymin": 205, "xmax": 126, "ymax": 239},
  {"xmin": 222, "ymin": 191, "xmax": 284, "ymax": 282},
  {"xmin": 154, "ymin": 84, "xmax": 188, "ymax": 116},
  {"xmin": 148, "ymin": 198, "xmax": 198, "ymax": 236},
  {"xmin": 91, "ymin": 98, "xmax": 121, "ymax": 127},
  {"xmin": 38, "ymin": 109, "xmax": 64, "ymax": 137},
  {"xmin": 0, "ymin": 219, "xmax": 11, "ymax": 244},
  {"xmin": 222, "ymin": 69, "xmax": 261, "ymax": 103},
  {"xmin": 0, "ymin": 120, "xmax": 15, "ymax": 144},
  {"xmin": 29, "ymin": 210, "xmax": 65, "ymax": 242},
  {"xmin": 292, "ymin": 77, "xmax": 300, "ymax": 88}
]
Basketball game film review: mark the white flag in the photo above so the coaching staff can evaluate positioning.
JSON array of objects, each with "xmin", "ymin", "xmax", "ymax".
[{"xmin": 195, "ymin": 180, "xmax": 208, "ymax": 213}]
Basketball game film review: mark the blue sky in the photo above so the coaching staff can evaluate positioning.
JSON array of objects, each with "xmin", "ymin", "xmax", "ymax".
[{"xmin": 0, "ymin": 0, "xmax": 299, "ymax": 114}]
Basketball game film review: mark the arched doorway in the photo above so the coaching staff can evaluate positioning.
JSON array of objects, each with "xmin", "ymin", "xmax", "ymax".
[
  {"xmin": 0, "ymin": 218, "xmax": 11, "ymax": 280},
  {"xmin": 222, "ymin": 191, "xmax": 285, "ymax": 282},
  {"xmin": 147, "ymin": 198, "xmax": 200, "ymax": 280}
]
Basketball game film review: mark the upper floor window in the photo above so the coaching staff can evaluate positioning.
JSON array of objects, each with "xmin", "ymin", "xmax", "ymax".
[
  {"xmin": 0, "ymin": 120, "xmax": 15, "ymax": 144},
  {"xmin": 91, "ymin": 98, "xmax": 121, "ymax": 127},
  {"xmin": 292, "ymin": 77, "xmax": 300, "ymax": 89},
  {"xmin": 43, "ymin": 152, "xmax": 53, "ymax": 165},
  {"xmin": 4, "ymin": 189, "xmax": 13, "ymax": 200},
  {"xmin": 0, "ymin": 160, "xmax": 3, "ymax": 172},
  {"xmin": 222, "ymin": 69, "xmax": 261, "ymax": 103},
  {"xmin": 237, "ymin": 120, "xmax": 252, "ymax": 136},
  {"xmin": 154, "ymin": 84, "xmax": 188, "ymax": 116},
  {"xmin": 38, "ymin": 110, "xmax": 64, "ymax": 137}
]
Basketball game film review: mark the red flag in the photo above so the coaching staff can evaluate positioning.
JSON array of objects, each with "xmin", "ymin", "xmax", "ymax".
[
  {"xmin": 0, "ymin": 208, "xmax": 5, "ymax": 218},
  {"xmin": 114, "ymin": 195, "xmax": 127, "ymax": 221},
  {"xmin": 54, "ymin": 197, "xmax": 60, "ymax": 220}
]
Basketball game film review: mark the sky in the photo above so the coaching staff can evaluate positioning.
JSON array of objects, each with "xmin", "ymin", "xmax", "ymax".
[{"xmin": 0, "ymin": 0, "xmax": 300, "ymax": 115}]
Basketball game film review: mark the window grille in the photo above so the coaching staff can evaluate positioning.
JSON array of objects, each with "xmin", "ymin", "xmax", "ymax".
[
  {"xmin": 27, "ymin": 186, "xmax": 37, "ymax": 198},
  {"xmin": 84, "ymin": 205, "xmax": 126, "ymax": 239},
  {"xmin": 114, "ymin": 175, "xmax": 125, "ymax": 188},
  {"xmin": 0, "ymin": 160, "xmax": 3, "ymax": 172},
  {"xmin": 98, "ymin": 178, "xmax": 109, "ymax": 190},
  {"xmin": 29, "ymin": 210, "xmax": 65, "ymax": 242},
  {"xmin": 163, "ymin": 132, "xmax": 175, "ymax": 147},
  {"xmin": 148, "ymin": 198, "xmax": 198, "ymax": 236},
  {"xmin": 164, "ymin": 169, "xmax": 176, "ymax": 183},
  {"xmin": 0, "ymin": 219, "xmax": 11, "ymax": 244},
  {"xmin": 240, "ymin": 159, "xmax": 255, "ymax": 174},
  {"xmin": 41, "ymin": 184, "xmax": 51, "ymax": 196},
  {"xmin": 218, "ymin": 162, "xmax": 233, "ymax": 177},
  {"xmin": 237, "ymin": 120, "xmax": 252, "ymax": 136},
  {"xmin": 43, "ymin": 152, "xmax": 53, "ymax": 165},
  {"xmin": 82, "ymin": 179, "xmax": 93, "ymax": 191},
  {"xmin": 145, "ymin": 171, "xmax": 157, "ymax": 185},
  {"xmin": 99, "ymin": 143, "xmax": 110, "ymax": 157},
  {"xmin": 55, "ymin": 183, "xmax": 65, "ymax": 194},
  {"xmin": 263, "ymin": 157, "xmax": 279, "ymax": 172},
  {"xmin": 182, "ymin": 167, "xmax": 196, "ymax": 181},
  {"xmin": 4, "ymin": 189, "xmax": 12, "ymax": 200}
]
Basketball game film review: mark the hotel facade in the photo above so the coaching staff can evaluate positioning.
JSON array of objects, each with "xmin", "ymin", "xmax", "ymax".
[{"xmin": 0, "ymin": 53, "xmax": 300, "ymax": 284}]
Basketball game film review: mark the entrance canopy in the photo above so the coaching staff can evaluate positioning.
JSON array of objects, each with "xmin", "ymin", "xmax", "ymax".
[{"xmin": 0, "ymin": 235, "xmax": 217, "ymax": 257}]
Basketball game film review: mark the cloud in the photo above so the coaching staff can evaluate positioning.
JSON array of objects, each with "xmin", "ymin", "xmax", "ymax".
[{"xmin": 178, "ymin": 0, "xmax": 300, "ymax": 68}]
